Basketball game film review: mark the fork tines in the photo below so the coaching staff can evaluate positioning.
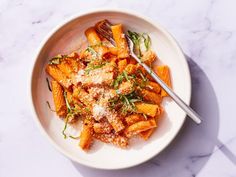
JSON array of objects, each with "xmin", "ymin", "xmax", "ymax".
[{"xmin": 95, "ymin": 19, "xmax": 115, "ymax": 45}]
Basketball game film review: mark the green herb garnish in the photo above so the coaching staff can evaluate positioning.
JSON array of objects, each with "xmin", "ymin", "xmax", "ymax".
[
  {"xmin": 69, "ymin": 135, "xmax": 80, "ymax": 139},
  {"xmin": 113, "ymin": 73, "xmax": 124, "ymax": 89},
  {"xmin": 123, "ymin": 71, "xmax": 129, "ymax": 81},
  {"xmin": 137, "ymin": 69, "xmax": 149, "ymax": 87},
  {"xmin": 85, "ymin": 62, "xmax": 106, "ymax": 75},
  {"xmin": 84, "ymin": 107, "xmax": 91, "ymax": 113},
  {"xmin": 128, "ymin": 31, "xmax": 142, "ymax": 57},
  {"xmin": 64, "ymin": 92, "xmax": 72, "ymax": 112},
  {"xmin": 120, "ymin": 99, "xmax": 136, "ymax": 114},
  {"xmin": 62, "ymin": 116, "xmax": 69, "ymax": 139},
  {"xmin": 108, "ymin": 90, "xmax": 142, "ymax": 116},
  {"xmin": 48, "ymin": 54, "xmax": 76, "ymax": 65},
  {"xmin": 138, "ymin": 70, "xmax": 148, "ymax": 82},
  {"xmin": 129, "ymin": 98, "xmax": 142, "ymax": 103},
  {"xmin": 142, "ymin": 33, "xmax": 151, "ymax": 51},
  {"xmin": 122, "ymin": 95, "xmax": 130, "ymax": 106},
  {"xmin": 62, "ymin": 92, "xmax": 72, "ymax": 139},
  {"xmin": 112, "ymin": 71, "xmax": 135, "ymax": 89},
  {"xmin": 46, "ymin": 77, "xmax": 52, "ymax": 92},
  {"xmin": 89, "ymin": 42, "xmax": 104, "ymax": 48},
  {"xmin": 127, "ymin": 31, "xmax": 152, "ymax": 57},
  {"xmin": 46, "ymin": 101, "xmax": 56, "ymax": 112},
  {"xmin": 120, "ymin": 92, "xmax": 142, "ymax": 114},
  {"xmin": 62, "ymin": 92, "xmax": 83, "ymax": 139},
  {"xmin": 85, "ymin": 46, "xmax": 98, "ymax": 59},
  {"xmin": 49, "ymin": 55, "xmax": 63, "ymax": 64}
]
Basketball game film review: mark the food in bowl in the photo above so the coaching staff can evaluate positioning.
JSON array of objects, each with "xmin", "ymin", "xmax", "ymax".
[{"xmin": 45, "ymin": 19, "xmax": 172, "ymax": 151}]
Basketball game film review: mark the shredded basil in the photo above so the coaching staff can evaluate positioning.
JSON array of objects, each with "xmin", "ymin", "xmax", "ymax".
[
  {"xmin": 123, "ymin": 71, "xmax": 129, "ymax": 81},
  {"xmin": 89, "ymin": 42, "xmax": 103, "ymax": 48},
  {"xmin": 64, "ymin": 92, "xmax": 72, "ymax": 112},
  {"xmin": 123, "ymin": 95, "xmax": 130, "ymax": 106},
  {"xmin": 84, "ymin": 107, "xmax": 91, "ymax": 113},
  {"xmin": 113, "ymin": 73, "xmax": 124, "ymax": 89},
  {"xmin": 62, "ymin": 92, "xmax": 83, "ymax": 139},
  {"xmin": 119, "ymin": 92, "xmax": 142, "ymax": 114},
  {"xmin": 137, "ymin": 69, "xmax": 149, "ymax": 87},
  {"xmin": 62, "ymin": 92, "xmax": 71, "ymax": 139},
  {"xmin": 112, "ymin": 71, "xmax": 135, "ymax": 89},
  {"xmin": 138, "ymin": 70, "xmax": 148, "ymax": 82},
  {"xmin": 142, "ymin": 33, "xmax": 151, "ymax": 51},
  {"xmin": 85, "ymin": 62, "xmax": 106, "ymax": 75},
  {"xmin": 85, "ymin": 46, "xmax": 98, "ymax": 59},
  {"xmin": 129, "ymin": 98, "xmax": 142, "ymax": 103},
  {"xmin": 49, "ymin": 55, "xmax": 63, "ymax": 65},
  {"xmin": 69, "ymin": 135, "xmax": 80, "ymax": 139},
  {"xmin": 127, "ymin": 30, "xmax": 152, "ymax": 56},
  {"xmin": 48, "ymin": 54, "xmax": 76, "ymax": 65},
  {"xmin": 62, "ymin": 116, "xmax": 69, "ymax": 139},
  {"xmin": 108, "ymin": 90, "xmax": 142, "ymax": 115},
  {"xmin": 46, "ymin": 101, "xmax": 56, "ymax": 112},
  {"xmin": 128, "ymin": 31, "xmax": 142, "ymax": 57},
  {"xmin": 46, "ymin": 77, "xmax": 52, "ymax": 92}
]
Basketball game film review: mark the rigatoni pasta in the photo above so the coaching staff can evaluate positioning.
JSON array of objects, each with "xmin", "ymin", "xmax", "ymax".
[
  {"xmin": 111, "ymin": 24, "xmax": 130, "ymax": 58},
  {"xmin": 124, "ymin": 118, "xmax": 157, "ymax": 138},
  {"xmin": 85, "ymin": 27, "xmax": 101, "ymax": 46},
  {"xmin": 46, "ymin": 64, "xmax": 72, "ymax": 89},
  {"xmin": 51, "ymin": 80, "xmax": 67, "ymax": 117},
  {"xmin": 79, "ymin": 118, "xmax": 94, "ymax": 150},
  {"xmin": 45, "ymin": 19, "xmax": 172, "ymax": 151},
  {"xmin": 155, "ymin": 65, "xmax": 172, "ymax": 97}
]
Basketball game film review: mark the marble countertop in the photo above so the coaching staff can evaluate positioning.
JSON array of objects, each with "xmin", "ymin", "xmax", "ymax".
[{"xmin": 1, "ymin": 0, "xmax": 236, "ymax": 176}]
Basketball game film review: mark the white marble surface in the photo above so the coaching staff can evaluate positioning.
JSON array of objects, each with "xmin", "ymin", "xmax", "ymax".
[{"xmin": 0, "ymin": 0, "xmax": 236, "ymax": 176}]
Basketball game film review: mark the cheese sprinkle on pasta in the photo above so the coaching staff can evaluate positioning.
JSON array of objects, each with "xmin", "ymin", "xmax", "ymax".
[{"xmin": 45, "ymin": 19, "xmax": 172, "ymax": 151}]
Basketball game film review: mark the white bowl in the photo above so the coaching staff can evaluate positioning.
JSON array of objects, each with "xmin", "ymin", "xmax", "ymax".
[{"xmin": 30, "ymin": 9, "xmax": 191, "ymax": 169}]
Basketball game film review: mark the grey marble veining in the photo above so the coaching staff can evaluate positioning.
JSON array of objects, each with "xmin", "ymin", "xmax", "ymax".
[{"xmin": 0, "ymin": 0, "xmax": 236, "ymax": 177}]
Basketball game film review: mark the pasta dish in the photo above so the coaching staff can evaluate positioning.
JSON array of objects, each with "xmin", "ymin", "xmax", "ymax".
[{"xmin": 45, "ymin": 19, "xmax": 172, "ymax": 151}]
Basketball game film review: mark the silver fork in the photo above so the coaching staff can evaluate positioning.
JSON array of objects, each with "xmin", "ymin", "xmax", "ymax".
[
  {"xmin": 95, "ymin": 20, "xmax": 202, "ymax": 124},
  {"xmin": 126, "ymin": 37, "xmax": 201, "ymax": 124}
]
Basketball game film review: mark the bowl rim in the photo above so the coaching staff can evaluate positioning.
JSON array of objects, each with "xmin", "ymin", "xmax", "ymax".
[{"xmin": 29, "ymin": 8, "xmax": 191, "ymax": 170}]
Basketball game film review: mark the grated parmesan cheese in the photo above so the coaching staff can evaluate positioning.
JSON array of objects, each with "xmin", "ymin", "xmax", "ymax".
[{"xmin": 92, "ymin": 104, "xmax": 107, "ymax": 121}]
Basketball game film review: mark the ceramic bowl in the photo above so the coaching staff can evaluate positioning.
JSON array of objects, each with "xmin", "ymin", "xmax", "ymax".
[{"xmin": 30, "ymin": 9, "xmax": 191, "ymax": 169}]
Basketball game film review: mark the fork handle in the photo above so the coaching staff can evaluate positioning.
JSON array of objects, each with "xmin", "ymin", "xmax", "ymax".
[{"xmin": 135, "ymin": 57, "xmax": 202, "ymax": 124}]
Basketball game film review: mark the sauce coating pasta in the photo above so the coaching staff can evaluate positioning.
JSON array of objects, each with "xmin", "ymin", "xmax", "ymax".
[{"xmin": 45, "ymin": 19, "xmax": 172, "ymax": 151}]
